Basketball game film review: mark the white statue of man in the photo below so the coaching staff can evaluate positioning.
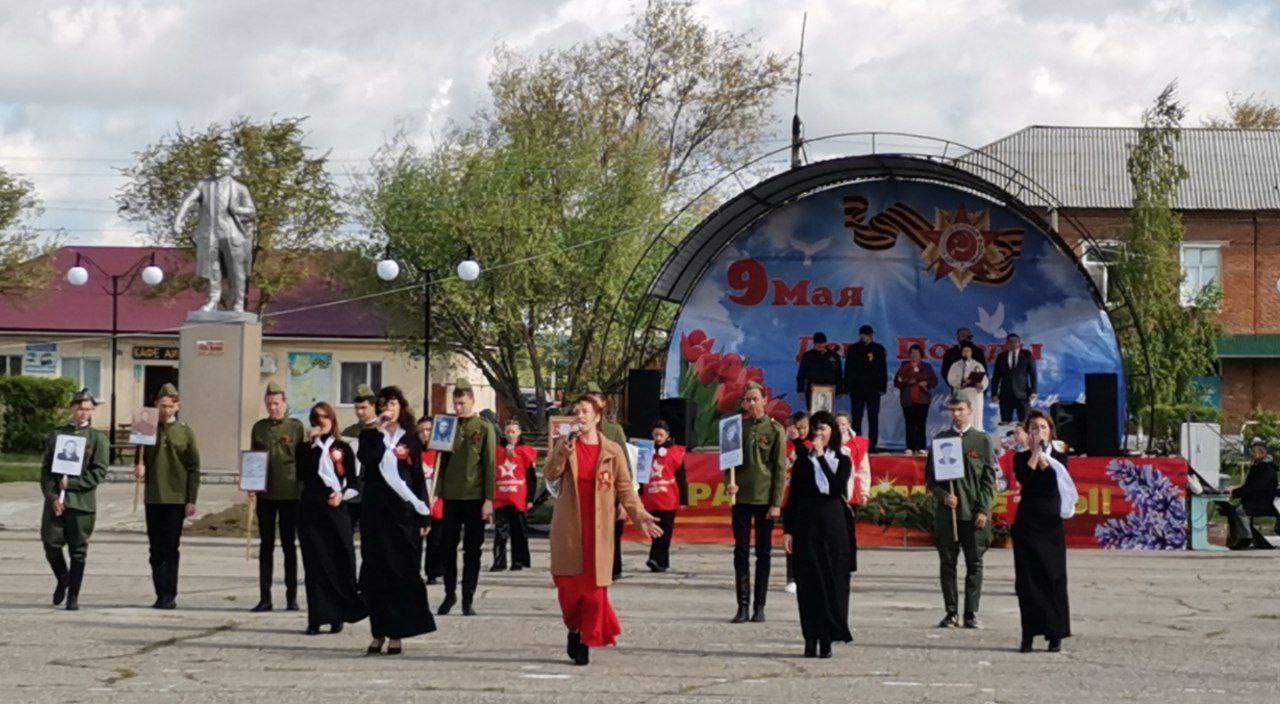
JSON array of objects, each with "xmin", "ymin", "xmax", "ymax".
[{"xmin": 173, "ymin": 156, "xmax": 256, "ymax": 313}]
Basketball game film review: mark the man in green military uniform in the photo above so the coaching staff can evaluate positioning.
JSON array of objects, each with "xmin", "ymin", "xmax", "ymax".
[
  {"xmin": 725, "ymin": 382, "xmax": 787, "ymax": 624},
  {"xmin": 135, "ymin": 383, "xmax": 200, "ymax": 609},
  {"xmin": 435, "ymin": 379, "xmax": 495, "ymax": 616},
  {"xmin": 340, "ymin": 383, "xmax": 379, "ymax": 530},
  {"xmin": 249, "ymin": 381, "xmax": 307, "ymax": 612},
  {"xmin": 925, "ymin": 393, "xmax": 997, "ymax": 629},
  {"xmin": 40, "ymin": 388, "xmax": 109, "ymax": 610},
  {"xmin": 581, "ymin": 382, "xmax": 634, "ymax": 580}
]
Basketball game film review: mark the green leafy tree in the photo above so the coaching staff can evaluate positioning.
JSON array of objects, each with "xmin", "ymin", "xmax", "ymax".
[
  {"xmin": 116, "ymin": 117, "xmax": 344, "ymax": 312},
  {"xmin": 1113, "ymin": 83, "xmax": 1224, "ymax": 446},
  {"xmin": 1202, "ymin": 92, "xmax": 1280, "ymax": 129},
  {"xmin": 0, "ymin": 166, "xmax": 53, "ymax": 296}
]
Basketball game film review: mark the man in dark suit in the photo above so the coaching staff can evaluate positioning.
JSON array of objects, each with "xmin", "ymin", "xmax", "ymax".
[
  {"xmin": 991, "ymin": 333, "xmax": 1037, "ymax": 423},
  {"xmin": 844, "ymin": 325, "xmax": 887, "ymax": 452},
  {"xmin": 941, "ymin": 328, "xmax": 986, "ymax": 390},
  {"xmin": 796, "ymin": 332, "xmax": 843, "ymax": 408}
]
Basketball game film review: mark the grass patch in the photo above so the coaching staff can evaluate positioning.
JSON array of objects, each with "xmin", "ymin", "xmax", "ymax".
[{"xmin": 0, "ymin": 453, "xmax": 41, "ymax": 482}]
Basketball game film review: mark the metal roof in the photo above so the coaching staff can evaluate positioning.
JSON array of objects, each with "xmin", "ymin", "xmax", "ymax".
[
  {"xmin": 969, "ymin": 126, "xmax": 1280, "ymax": 211},
  {"xmin": 1217, "ymin": 334, "xmax": 1280, "ymax": 359}
]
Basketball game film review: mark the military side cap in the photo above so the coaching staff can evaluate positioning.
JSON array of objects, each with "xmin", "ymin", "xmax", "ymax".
[
  {"xmin": 745, "ymin": 381, "xmax": 765, "ymax": 394},
  {"xmin": 946, "ymin": 392, "xmax": 969, "ymax": 406},
  {"xmin": 69, "ymin": 388, "xmax": 97, "ymax": 406},
  {"xmin": 265, "ymin": 381, "xmax": 285, "ymax": 395},
  {"xmin": 454, "ymin": 378, "xmax": 473, "ymax": 392},
  {"xmin": 156, "ymin": 383, "xmax": 179, "ymax": 401},
  {"xmin": 355, "ymin": 383, "xmax": 376, "ymax": 399}
]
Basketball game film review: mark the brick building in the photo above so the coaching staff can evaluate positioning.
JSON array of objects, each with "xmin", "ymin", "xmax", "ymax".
[{"xmin": 977, "ymin": 126, "xmax": 1280, "ymax": 425}]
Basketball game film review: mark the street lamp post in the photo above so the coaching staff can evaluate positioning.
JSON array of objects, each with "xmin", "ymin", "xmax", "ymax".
[
  {"xmin": 377, "ymin": 246, "xmax": 481, "ymax": 412},
  {"xmin": 66, "ymin": 252, "xmax": 165, "ymax": 458}
]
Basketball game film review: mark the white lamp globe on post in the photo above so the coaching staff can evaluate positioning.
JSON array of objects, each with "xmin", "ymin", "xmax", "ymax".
[
  {"xmin": 141, "ymin": 265, "xmax": 164, "ymax": 286},
  {"xmin": 377, "ymin": 258, "xmax": 401, "ymax": 282},
  {"xmin": 456, "ymin": 258, "xmax": 481, "ymax": 282},
  {"xmin": 66, "ymin": 265, "xmax": 89, "ymax": 286}
]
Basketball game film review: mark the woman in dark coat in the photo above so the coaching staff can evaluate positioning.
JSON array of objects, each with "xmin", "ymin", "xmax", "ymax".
[
  {"xmin": 296, "ymin": 402, "xmax": 367, "ymax": 635},
  {"xmin": 782, "ymin": 410, "xmax": 854, "ymax": 659},
  {"xmin": 356, "ymin": 386, "xmax": 435, "ymax": 655},
  {"xmin": 1012, "ymin": 410, "xmax": 1072, "ymax": 653}
]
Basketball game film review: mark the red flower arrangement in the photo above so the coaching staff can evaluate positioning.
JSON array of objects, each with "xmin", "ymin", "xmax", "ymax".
[
  {"xmin": 393, "ymin": 444, "xmax": 410, "ymax": 461},
  {"xmin": 677, "ymin": 327, "xmax": 793, "ymax": 446}
]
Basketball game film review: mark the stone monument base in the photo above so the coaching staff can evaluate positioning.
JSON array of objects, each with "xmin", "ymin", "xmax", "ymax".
[{"xmin": 177, "ymin": 313, "xmax": 262, "ymax": 474}]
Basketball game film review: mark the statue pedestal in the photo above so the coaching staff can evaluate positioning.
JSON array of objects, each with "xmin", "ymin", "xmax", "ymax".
[{"xmin": 178, "ymin": 313, "xmax": 262, "ymax": 474}]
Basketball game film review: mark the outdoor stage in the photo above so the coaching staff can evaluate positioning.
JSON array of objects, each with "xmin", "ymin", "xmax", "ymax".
[{"xmin": 625, "ymin": 452, "xmax": 1189, "ymax": 550}]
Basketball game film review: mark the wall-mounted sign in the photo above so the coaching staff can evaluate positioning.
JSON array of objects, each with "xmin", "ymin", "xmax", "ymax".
[
  {"xmin": 132, "ymin": 346, "xmax": 180, "ymax": 361},
  {"xmin": 196, "ymin": 340, "xmax": 224, "ymax": 356},
  {"xmin": 23, "ymin": 342, "xmax": 57, "ymax": 374}
]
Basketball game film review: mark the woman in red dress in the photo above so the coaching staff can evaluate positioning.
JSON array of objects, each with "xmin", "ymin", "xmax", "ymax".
[{"xmin": 544, "ymin": 394, "xmax": 663, "ymax": 666}]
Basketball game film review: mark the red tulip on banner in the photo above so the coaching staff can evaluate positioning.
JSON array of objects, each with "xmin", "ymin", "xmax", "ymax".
[
  {"xmin": 715, "ymin": 376, "xmax": 747, "ymax": 414},
  {"xmin": 681, "ymin": 329, "xmax": 715, "ymax": 363},
  {"xmin": 717, "ymin": 353, "xmax": 745, "ymax": 384},
  {"xmin": 695, "ymin": 353, "xmax": 722, "ymax": 385}
]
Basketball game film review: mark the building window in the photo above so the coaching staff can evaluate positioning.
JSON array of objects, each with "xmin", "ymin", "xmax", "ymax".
[
  {"xmin": 62, "ymin": 357, "xmax": 102, "ymax": 398},
  {"xmin": 339, "ymin": 361, "xmax": 383, "ymax": 404},
  {"xmin": 0, "ymin": 355, "xmax": 22, "ymax": 376},
  {"xmin": 1080, "ymin": 240, "xmax": 1121, "ymax": 304},
  {"xmin": 1181, "ymin": 244, "xmax": 1221, "ymax": 306}
]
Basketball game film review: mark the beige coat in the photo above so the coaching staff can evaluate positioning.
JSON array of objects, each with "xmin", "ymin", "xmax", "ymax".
[{"xmin": 545, "ymin": 436, "xmax": 651, "ymax": 587}]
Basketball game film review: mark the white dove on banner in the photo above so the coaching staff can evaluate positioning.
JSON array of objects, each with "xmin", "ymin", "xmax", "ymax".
[
  {"xmin": 793, "ymin": 236, "xmax": 831, "ymax": 266},
  {"xmin": 976, "ymin": 302, "xmax": 1007, "ymax": 339}
]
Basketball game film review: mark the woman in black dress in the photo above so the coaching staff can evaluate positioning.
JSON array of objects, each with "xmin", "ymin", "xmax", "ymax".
[
  {"xmin": 356, "ymin": 386, "xmax": 436, "ymax": 655},
  {"xmin": 1012, "ymin": 410, "xmax": 1072, "ymax": 653},
  {"xmin": 296, "ymin": 402, "xmax": 367, "ymax": 635},
  {"xmin": 782, "ymin": 410, "xmax": 854, "ymax": 659}
]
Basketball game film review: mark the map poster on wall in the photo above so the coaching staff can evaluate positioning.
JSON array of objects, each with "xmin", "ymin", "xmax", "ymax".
[{"xmin": 286, "ymin": 352, "xmax": 332, "ymax": 421}]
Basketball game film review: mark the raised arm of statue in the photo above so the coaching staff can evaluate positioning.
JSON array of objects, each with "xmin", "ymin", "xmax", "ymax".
[{"xmin": 173, "ymin": 186, "xmax": 201, "ymax": 235}]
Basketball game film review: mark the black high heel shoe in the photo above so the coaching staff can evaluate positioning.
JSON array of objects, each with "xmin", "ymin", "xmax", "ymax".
[
  {"xmin": 804, "ymin": 640, "xmax": 817, "ymax": 658},
  {"xmin": 386, "ymin": 640, "xmax": 403, "ymax": 655},
  {"xmin": 305, "ymin": 625, "xmax": 321, "ymax": 636},
  {"xmin": 818, "ymin": 640, "xmax": 832, "ymax": 659},
  {"xmin": 330, "ymin": 623, "xmax": 343, "ymax": 634},
  {"xmin": 1047, "ymin": 638, "xmax": 1062, "ymax": 653},
  {"xmin": 366, "ymin": 639, "xmax": 384, "ymax": 655}
]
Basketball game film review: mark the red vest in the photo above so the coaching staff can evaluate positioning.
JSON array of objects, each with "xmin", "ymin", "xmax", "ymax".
[
  {"xmin": 843, "ymin": 436, "xmax": 870, "ymax": 505},
  {"xmin": 642, "ymin": 444, "xmax": 686, "ymax": 512},
  {"xmin": 494, "ymin": 444, "xmax": 537, "ymax": 512}
]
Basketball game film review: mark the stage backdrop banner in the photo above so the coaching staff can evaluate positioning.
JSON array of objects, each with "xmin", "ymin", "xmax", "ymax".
[
  {"xmin": 665, "ymin": 179, "xmax": 1125, "ymax": 449},
  {"xmin": 626, "ymin": 452, "xmax": 1188, "ymax": 550}
]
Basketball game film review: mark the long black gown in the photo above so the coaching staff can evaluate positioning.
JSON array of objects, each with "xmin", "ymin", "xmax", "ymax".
[
  {"xmin": 783, "ymin": 448, "xmax": 854, "ymax": 645},
  {"xmin": 356, "ymin": 426, "xmax": 436, "ymax": 640},
  {"xmin": 1011, "ymin": 450, "xmax": 1071, "ymax": 641},
  {"xmin": 296, "ymin": 438, "xmax": 368, "ymax": 629}
]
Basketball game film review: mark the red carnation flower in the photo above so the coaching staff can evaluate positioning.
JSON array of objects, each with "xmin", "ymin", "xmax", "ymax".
[{"xmin": 695, "ymin": 353, "xmax": 722, "ymax": 385}]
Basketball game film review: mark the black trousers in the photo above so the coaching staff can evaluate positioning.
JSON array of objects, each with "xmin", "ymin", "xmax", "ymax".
[
  {"xmin": 491, "ymin": 506, "xmax": 530, "ymax": 568},
  {"xmin": 441, "ymin": 499, "xmax": 485, "ymax": 599},
  {"xmin": 903, "ymin": 403, "xmax": 929, "ymax": 451},
  {"xmin": 850, "ymin": 395, "xmax": 881, "ymax": 452},
  {"xmin": 145, "ymin": 504, "xmax": 186, "ymax": 600},
  {"xmin": 999, "ymin": 395, "xmax": 1031, "ymax": 423},
  {"xmin": 614, "ymin": 518, "xmax": 625, "ymax": 577},
  {"xmin": 647, "ymin": 510, "xmax": 677, "ymax": 569},
  {"xmin": 255, "ymin": 498, "xmax": 299, "ymax": 602},
  {"xmin": 424, "ymin": 519, "xmax": 444, "ymax": 580},
  {"xmin": 732, "ymin": 503, "xmax": 774, "ymax": 604}
]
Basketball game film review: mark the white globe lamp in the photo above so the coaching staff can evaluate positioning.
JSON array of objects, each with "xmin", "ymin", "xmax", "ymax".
[
  {"xmin": 66, "ymin": 266, "xmax": 89, "ymax": 286},
  {"xmin": 141, "ymin": 265, "xmax": 164, "ymax": 286},
  {"xmin": 456, "ymin": 258, "xmax": 481, "ymax": 282},
  {"xmin": 376, "ymin": 258, "xmax": 400, "ymax": 282}
]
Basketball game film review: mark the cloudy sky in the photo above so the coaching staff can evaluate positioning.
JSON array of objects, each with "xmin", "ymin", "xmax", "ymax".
[{"xmin": 1, "ymin": 0, "xmax": 1276, "ymax": 246}]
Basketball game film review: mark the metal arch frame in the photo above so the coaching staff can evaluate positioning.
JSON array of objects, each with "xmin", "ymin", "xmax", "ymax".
[{"xmin": 595, "ymin": 132, "xmax": 1155, "ymax": 449}]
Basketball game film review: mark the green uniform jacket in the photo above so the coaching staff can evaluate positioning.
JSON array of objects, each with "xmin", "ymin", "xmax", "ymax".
[
  {"xmin": 602, "ymin": 420, "xmax": 631, "ymax": 471},
  {"xmin": 735, "ymin": 415, "xmax": 788, "ymax": 507},
  {"xmin": 251, "ymin": 417, "xmax": 306, "ymax": 501},
  {"xmin": 924, "ymin": 426, "xmax": 997, "ymax": 522},
  {"xmin": 340, "ymin": 421, "xmax": 377, "ymax": 503},
  {"xmin": 144, "ymin": 421, "xmax": 201, "ymax": 505},
  {"xmin": 437, "ymin": 415, "xmax": 496, "ymax": 501},
  {"xmin": 40, "ymin": 425, "xmax": 109, "ymax": 513}
]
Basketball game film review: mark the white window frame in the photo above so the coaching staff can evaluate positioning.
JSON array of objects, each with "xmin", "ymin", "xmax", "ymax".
[
  {"xmin": 338, "ymin": 361, "xmax": 383, "ymax": 405},
  {"xmin": 61, "ymin": 356, "xmax": 102, "ymax": 398},
  {"xmin": 1080, "ymin": 239, "xmax": 1121, "ymax": 304},
  {"xmin": 1180, "ymin": 243, "xmax": 1223, "ymax": 307},
  {"xmin": 0, "ymin": 354, "xmax": 22, "ymax": 376}
]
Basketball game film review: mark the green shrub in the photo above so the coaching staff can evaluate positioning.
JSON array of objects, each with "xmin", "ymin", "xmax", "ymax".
[
  {"xmin": 0, "ymin": 376, "xmax": 77, "ymax": 453},
  {"xmin": 1147, "ymin": 403, "xmax": 1222, "ymax": 454},
  {"xmin": 860, "ymin": 489, "xmax": 936, "ymax": 534}
]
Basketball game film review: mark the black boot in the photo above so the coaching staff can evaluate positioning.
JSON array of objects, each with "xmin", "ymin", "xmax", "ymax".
[
  {"xmin": 462, "ymin": 588, "xmax": 476, "ymax": 616},
  {"xmin": 437, "ymin": 592, "xmax": 456, "ymax": 615},
  {"xmin": 46, "ymin": 550, "xmax": 68, "ymax": 606},
  {"xmin": 566, "ymin": 630, "xmax": 581, "ymax": 660},
  {"xmin": 730, "ymin": 571, "xmax": 750, "ymax": 623},
  {"xmin": 65, "ymin": 559, "xmax": 85, "ymax": 611},
  {"xmin": 491, "ymin": 520, "xmax": 509, "ymax": 572},
  {"xmin": 804, "ymin": 640, "xmax": 817, "ymax": 658},
  {"xmin": 751, "ymin": 561, "xmax": 770, "ymax": 622},
  {"xmin": 1020, "ymin": 633, "xmax": 1034, "ymax": 653},
  {"xmin": 286, "ymin": 588, "xmax": 300, "ymax": 612},
  {"xmin": 818, "ymin": 639, "xmax": 833, "ymax": 659}
]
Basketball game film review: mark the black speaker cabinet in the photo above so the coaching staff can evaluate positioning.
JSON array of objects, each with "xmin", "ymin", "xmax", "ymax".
[
  {"xmin": 1085, "ymin": 372, "xmax": 1121, "ymax": 456},
  {"xmin": 1050, "ymin": 402, "xmax": 1087, "ymax": 455},
  {"xmin": 625, "ymin": 369, "xmax": 662, "ymax": 438},
  {"xmin": 658, "ymin": 397, "xmax": 698, "ymax": 448}
]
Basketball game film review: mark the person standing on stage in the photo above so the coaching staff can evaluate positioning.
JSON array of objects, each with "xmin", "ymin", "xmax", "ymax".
[
  {"xmin": 725, "ymin": 382, "xmax": 788, "ymax": 624},
  {"xmin": 894, "ymin": 344, "xmax": 938, "ymax": 455},
  {"xmin": 356, "ymin": 386, "xmax": 435, "ymax": 655},
  {"xmin": 492, "ymin": 419, "xmax": 537, "ymax": 572},
  {"xmin": 1012, "ymin": 411, "xmax": 1073, "ymax": 653},
  {"xmin": 797, "ymin": 332, "xmax": 844, "ymax": 407},
  {"xmin": 435, "ymin": 379, "xmax": 496, "ymax": 616},
  {"xmin": 925, "ymin": 394, "xmax": 997, "ymax": 629},
  {"xmin": 942, "ymin": 328, "xmax": 987, "ymax": 389},
  {"xmin": 545, "ymin": 394, "xmax": 663, "ymax": 666},
  {"xmin": 946, "ymin": 345, "xmax": 989, "ymax": 431},
  {"xmin": 642, "ymin": 420, "xmax": 687, "ymax": 573},
  {"xmin": 296, "ymin": 402, "xmax": 366, "ymax": 635},
  {"xmin": 414, "ymin": 416, "xmax": 446, "ymax": 583},
  {"xmin": 992, "ymin": 333, "xmax": 1037, "ymax": 423},
  {"xmin": 340, "ymin": 383, "xmax": 380, "ymax": 531},
  {"xmin": 844, "ymin": 325, "xmax": 887, "ymax": 453},
  {"xmin": 135, "ymin": 383, "xmax": 200, "ymax": 609},
  {"xmin": 40, "ymin": 389, "xmax": 108, "ymax": 610},
  {"xmin": 782, "ymin": 410, "xmax": 854, "ymax": 658},
  {"xmin": 249, "ymin": 382, "xmax": 307, "ymax": 613}
]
